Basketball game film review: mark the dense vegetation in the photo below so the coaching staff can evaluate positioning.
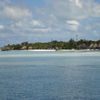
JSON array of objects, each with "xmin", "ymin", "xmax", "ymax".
[{"xmin": 1, "ymin": 39, "xmax": 100, "ymax": 51}]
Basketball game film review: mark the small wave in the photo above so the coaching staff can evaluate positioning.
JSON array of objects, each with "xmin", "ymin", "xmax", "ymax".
[{"xmin": 0, "ymin": 52, "xmax": 100, "ymax": 57}]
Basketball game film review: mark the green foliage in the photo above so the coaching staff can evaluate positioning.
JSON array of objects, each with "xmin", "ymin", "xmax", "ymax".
[
  {"xmin": 13, "ymin": 44, "xmax": 22, "ymax": 50},
  {"xmin": 2, "ymin": 39, "xmax": 100, "ymax": 50}
]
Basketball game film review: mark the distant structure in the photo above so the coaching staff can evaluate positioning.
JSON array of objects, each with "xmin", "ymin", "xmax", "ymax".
[{"xmin": 76, "ymin": 34, "xmax": 79, "ymax": 41}]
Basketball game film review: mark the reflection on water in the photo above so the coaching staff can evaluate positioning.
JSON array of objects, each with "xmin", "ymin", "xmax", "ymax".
[{"xmin": 0, "ymin": 51, "xmax": 100, "ymax": 100}]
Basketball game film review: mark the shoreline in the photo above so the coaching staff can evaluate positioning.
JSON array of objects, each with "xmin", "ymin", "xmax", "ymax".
[
  {"xmin": 25, "ymin": 49, "xmax": 100, "ymax": 52},
  {"xmin": 1, "ymin": 49, "xmax": 99, "ymax": 52}
]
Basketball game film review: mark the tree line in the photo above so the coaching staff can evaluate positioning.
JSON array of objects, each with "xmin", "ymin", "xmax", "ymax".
[{"xmin": 1, "ymin": 39, "xmax": 100, "ymax": 51}]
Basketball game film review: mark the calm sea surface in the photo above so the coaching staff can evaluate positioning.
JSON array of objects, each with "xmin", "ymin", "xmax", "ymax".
[{"xmin": 0, "ymin": 51, "xmax": 100, "ymax": 100}]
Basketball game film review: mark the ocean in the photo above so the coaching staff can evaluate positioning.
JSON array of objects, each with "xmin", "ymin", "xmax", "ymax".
[{"xmin": 0, "ymin": 51, "xmax": 100, "ymax": 100}]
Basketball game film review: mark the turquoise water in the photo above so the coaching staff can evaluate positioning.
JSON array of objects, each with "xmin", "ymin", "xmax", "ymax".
[{"xmin": 0, "ymin": 51, "xmax": 100, "ymax": 100}]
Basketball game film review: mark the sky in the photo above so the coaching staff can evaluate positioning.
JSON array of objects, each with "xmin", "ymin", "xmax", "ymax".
[{"xmin": 0, "ymin": 0, "xmax": 100, "ymax": 46}]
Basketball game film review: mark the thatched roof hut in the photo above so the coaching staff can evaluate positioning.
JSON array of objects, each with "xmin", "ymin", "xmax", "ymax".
[
  {"xmin": 28, "ymin": 46, "xmax": 33, "ymax": 50},
  {"xmin": 89, "ymin": 43, "xmax": 100, "ymax": 49},
  {"xmin": 77, "ymin": 43, "xmax": 88, "ymax": 49},
  {"xmin": 21, "ymin": 46, "xmax": 27, "ymax": 50}
]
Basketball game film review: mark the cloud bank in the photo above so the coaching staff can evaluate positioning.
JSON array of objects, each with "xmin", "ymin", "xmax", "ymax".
[{"xmin": 0, "ymin": 0, "xmax": 100, "ymax": 46}]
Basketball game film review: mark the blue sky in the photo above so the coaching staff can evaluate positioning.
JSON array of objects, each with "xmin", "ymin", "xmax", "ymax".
[
  {"xmin": 12, "ymin": 0, "xmax": 46, "ymax": 7},
  {"xmin": 95, "ymin": 0, "xmax": 100, "ymax": 3},
  {"xmin": 0, "ymin": 0, "xmax": 100, "ymax": 46}
]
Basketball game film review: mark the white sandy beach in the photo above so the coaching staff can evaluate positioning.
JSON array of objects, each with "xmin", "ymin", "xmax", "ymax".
[{"xmin": 20, "ymin": 49, "xmax": 100, "ymax": 52}]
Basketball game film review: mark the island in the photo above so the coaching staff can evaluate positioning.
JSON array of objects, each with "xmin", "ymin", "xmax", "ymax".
[{"xmin": 0, "ymin": 39, "xmax": 100, "ymax": 51}]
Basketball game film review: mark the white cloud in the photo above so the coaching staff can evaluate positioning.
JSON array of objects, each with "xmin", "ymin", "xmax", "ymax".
[
  {"xmin": 1, "ymin": 6, "xmax": 32, "ymax": 19},
  {"xmin": 15, "ymin": 21, "xmax": 23, "ymax": 27},
  {"xmin": 93, "ymin": 3, "xmax": 100, "ymax": 17},
  {"xmin": 0, "ymin": 34, "xmax": 7, "ymax": 38},
  {"xmin": 32, "ymin": 28, "xmax": 51, "ymax": 32},
  {"xmin": 32, "ymin": 20, "xmax": 42, "ymax": 26},
  {"xmin": 67, "ymin": 20, "xmax": 80, "ymax": 31},
  {"xmin": 75, "ymin": 0, "xmax": 82, "ymax": 8},
  {"xmin": 0, "ymin": 25, "xmax": 5, "ymax": 30},
  {"xmin": 9, "ymin": 19, "xmax": 51, "ymax": 34},
  {"xmin": 70, "ymin": 0, "xmax": 82, "ymax": 8},
  {"xmin": 67, "ymin": 20, "xmax": 79, "ymax": 25},
  {"xmin": 0, "ymin": 0, "xmax": 32, "ymax": 19},
  {"xmin": 43, "ymin": 0, "xmax": 100, "ymax": 20}
]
